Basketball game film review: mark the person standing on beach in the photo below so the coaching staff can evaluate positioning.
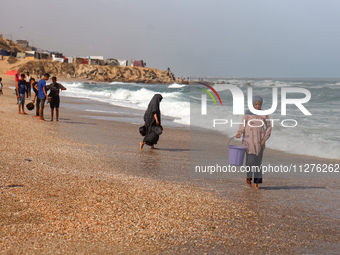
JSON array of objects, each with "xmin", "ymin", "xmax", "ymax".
[
  {"xmin": 15, "ymin": 73, "xmax": 20, "ymax": 103},
  {"xmin": 31, "ymin": 78, "xmax": 40, "ymax": 117},
  {"xmin": 15, "ymin": 73, "xmax": 20, "ymax": 86},
  {"xmin": 16, "ymin": 74, "xmax": 28, "ymax": 114},
  {"xmin": 48, "ymin": 76, "xmax": 66, "ymax": 121},
  {"xmin": 25, "ymin": 71, "xmax": 31, "ymax": 98},
  {"xmin": 235, "ymin": 96, "xmax": 272, "ymax": 189},
  {"xmin": 0, "ymin": 77, "xmax": 3, "ymax": 95},
  {"xmin": 140, "ymin": 94, "xmax": 163, "ymax": 149},
  {"xmin": 37, "ymin": 73, "xmax": 50, "ymax": 121}
]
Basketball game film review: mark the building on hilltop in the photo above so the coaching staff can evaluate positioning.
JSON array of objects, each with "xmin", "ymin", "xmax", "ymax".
[{"xmin": 16, "ymin": 40, "xmax": 29, "ymax": 49}]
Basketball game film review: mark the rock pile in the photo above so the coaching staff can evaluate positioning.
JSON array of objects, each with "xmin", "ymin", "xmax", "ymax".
[{"xmin": 19, "ymin": 60, "xmax": 176, "ymax": 84}]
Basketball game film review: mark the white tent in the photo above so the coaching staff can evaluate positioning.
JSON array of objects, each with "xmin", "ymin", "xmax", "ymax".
[
  {"xmin": 52, "ymin": 54, "xmax": 64, "ymax": 62},
  {"xmin": 118, "ymin": 59, "xmax": 128, "ymax": 66}
]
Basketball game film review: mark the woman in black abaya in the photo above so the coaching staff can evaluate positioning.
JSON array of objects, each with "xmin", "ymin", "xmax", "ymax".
[{"xmin": 140, "ymin": 94, "xmax": 163, "ymax": 149}]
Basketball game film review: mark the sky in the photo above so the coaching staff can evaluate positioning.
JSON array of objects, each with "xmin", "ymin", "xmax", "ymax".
[{"xmin": 1, "ymin": 0, "xmax": 340, "ymax": 78}]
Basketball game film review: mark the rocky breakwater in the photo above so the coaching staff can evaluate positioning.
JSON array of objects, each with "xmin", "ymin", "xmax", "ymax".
[{"xmin": 18, "ymin": 60, "xmax": 176, "ymax": 84}]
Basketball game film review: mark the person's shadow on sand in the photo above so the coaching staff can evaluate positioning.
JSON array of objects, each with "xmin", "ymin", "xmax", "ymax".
[
  {"xmin": 260, "ymin": 186, "xmax": 325, "ymax": 190},
  {"xmin": 157, "ymin": 148, "xmax": 191, "ymax": 152},
  {"xmin": 0, "ymin": 184, "xmax": 24, "ymax": 188}
]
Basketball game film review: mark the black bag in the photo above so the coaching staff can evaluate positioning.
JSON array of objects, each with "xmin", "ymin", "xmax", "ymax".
[
  {"xmin": 139, "ymin": 125, "xmax": 147, "ymax": 136},
  {"xmin": 26, "ymin": 102, "xmax": 34, "ymax": 111},
  {"xmin": 153, "ymin": 125, "xmax": 163, "ymax": 135}
]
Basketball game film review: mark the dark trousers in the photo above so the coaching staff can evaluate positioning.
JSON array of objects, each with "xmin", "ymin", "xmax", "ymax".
[
  {"xmin": 26, "ymin": 84, "xmax": 31, "ymax": 97},
  {"xmin": 246, "ymin": 148, "xmax": 264, "ymax": 184},
  {"xmin": 35, "ymin": 97, "xmax": 40, "ymax": 116}
]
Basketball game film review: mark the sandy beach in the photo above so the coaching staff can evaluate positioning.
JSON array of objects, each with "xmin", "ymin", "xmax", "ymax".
[{"xmin": 0, "ymin": 72, "xmax": 339, "ymax": 254}]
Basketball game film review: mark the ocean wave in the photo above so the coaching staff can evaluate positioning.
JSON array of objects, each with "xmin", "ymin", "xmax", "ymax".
[
  {"xmin": 210, "ymin": 121, "xmax": 340, "ymax": 160},
  {"xmin": 252, "ymin": 80, "xmax": 293, "ymax": 87},
  {"xmin": 109, "ymin": 81, "xmax": 139, "ymax": 86},
  {"xmin": 168, "ymin": 83, "xmax": 187, "ymax": 88},
  {"xmin": 62, "ymin": 83, "xmax": 190, "ymax": 126},
  {"xmin": 268, "ymin": 132, "xmax": 340, "ymax": 160}
]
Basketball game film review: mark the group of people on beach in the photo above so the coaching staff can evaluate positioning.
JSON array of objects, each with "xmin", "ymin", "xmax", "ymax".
[
  {"xmin": 10, "ymin": 70, "xmax": 272, "ymax": 189},
  {"xmin": 15, "ymin": 72, "xmax": 67, "ymax": 121}
]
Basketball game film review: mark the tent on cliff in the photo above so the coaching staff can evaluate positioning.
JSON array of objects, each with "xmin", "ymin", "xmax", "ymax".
[
  {"xmin": 88, "ymin": 56, "xmax": 104, "ymax": 65},
  {"xmin": 118, "ymin": 59, "xmax": 128, "ymax": 66},
  {"xmin": 49, "ymin": 51, "xmax": 63, "ymax": 58},
  {"xmin": 130, "ymin": 60, "xmax": 145, "ymax": 67},
  {"xmin": 73, "ymin": 57, "xmax": 88, "ymax": 65},
  {"xmin": 36, "ymin": 51, "xmax": 51, "ymax": 60},
  {"xmin": 1, "ymin": 50, "xmax": 10, "ymax": 56},
  {"xmin": 52, "ymin": 54, "xmax": 64, "ymax": 62},
  {"xmin": 65, "ymin": 57, "xmax": 73, "ymax": 63},
  {"xmin": 16, "ymin": 52, "xmax": 26, "ymax": 59},
  {"xmin": 106, "ymin": 59, "xmax": 128, "ymax": 66},
  {"xmin": 106, "ymin": 58, "xmax": 119, "ymax": 66},
  {"xmin": 25, "ymin": 51, "xmax": 36, "ymax": 60}
]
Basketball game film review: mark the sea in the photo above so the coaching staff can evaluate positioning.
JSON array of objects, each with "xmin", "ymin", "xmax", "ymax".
[{"xmin": 60, "ymin": 78, "xmax": 340, "ymax": 160}]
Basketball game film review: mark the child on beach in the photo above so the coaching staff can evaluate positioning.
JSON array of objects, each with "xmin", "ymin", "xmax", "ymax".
[
  {"xmin": 37, "ymin": 73, "xmax": 50, "ymax": 121},
  {"xmin": 31, "ymin": 78, "xmax": 40, "ymax": 117},
  {"xmin": 15, "ymin": 73, "xmax": 20, "ymax": 103},
  {"xmin": 48, "ymin": 76, "xmax": 66, "ymax": 121},
  {"xmin": 0, "ymin": 77, "xmax": 3, "ymax": 95},
  {"xmin": 25, "ymin": 71, "xmax": 31, "ymax": 98},
  {"xmin": 16, "ymin": 74, "xmax": 27, "ymax": 114},
  {"xmin": 235, "ymin": 96, "xmax": 272, "ymax": 189}
]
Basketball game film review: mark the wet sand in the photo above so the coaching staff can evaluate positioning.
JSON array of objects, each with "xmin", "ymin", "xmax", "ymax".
[{"xmin": 0, "ymin": 76, "xmax": 339, "ymax": 254}]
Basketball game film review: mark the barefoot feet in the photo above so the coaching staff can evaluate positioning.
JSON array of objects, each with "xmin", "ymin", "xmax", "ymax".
[{"xmin": 140, "ymin": 142, "xmax": 145, "ymax": 149}]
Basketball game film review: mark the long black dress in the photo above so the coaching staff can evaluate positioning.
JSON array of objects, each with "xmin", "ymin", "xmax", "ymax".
[{"xmin": 143, "ymin": 94, "xmax": 163, "ymax": 146}]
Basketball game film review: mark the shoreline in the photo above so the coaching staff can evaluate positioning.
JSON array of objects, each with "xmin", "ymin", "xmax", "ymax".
[
  {"xmin": 4, "ymin": 73, "xmax": 338, "ymax": 161},
  {"xmin": 1, "ymin": 75, "xmax": 339, "ymax": 253}
]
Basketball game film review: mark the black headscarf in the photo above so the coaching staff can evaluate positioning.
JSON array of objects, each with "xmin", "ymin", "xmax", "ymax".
[{"xmin": 144, "ymin": 94, "xmax": 163, "ymax": 125}]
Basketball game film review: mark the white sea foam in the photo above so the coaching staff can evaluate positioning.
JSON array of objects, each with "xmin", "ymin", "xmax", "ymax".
[
  {"xmin": 168, "ymin": 83, "xmax": 187, "ymax": 88},
  {"xmin": 109, "ymin": 81, "xmax": 139, "ymax": 86}
]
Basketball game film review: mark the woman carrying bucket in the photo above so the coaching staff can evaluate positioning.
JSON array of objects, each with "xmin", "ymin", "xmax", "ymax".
[{"xmin": 235, "ymin": 96, "xmax": 272, "ymax": 189}]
